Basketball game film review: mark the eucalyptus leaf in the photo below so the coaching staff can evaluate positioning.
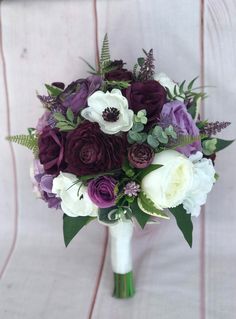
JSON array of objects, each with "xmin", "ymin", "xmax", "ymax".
[
  {"xmin": 132, "ymin": 122, "xmax": 144, "ymax": 132},
  {"xmin": 147, "ymin": 135, "xmax": 159, "ymax": 148}
]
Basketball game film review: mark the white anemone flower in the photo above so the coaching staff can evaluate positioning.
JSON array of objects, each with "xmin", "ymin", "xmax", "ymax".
[{"xmin": 81, "ymin": 89, "xmax": 134, "ymax": 134}]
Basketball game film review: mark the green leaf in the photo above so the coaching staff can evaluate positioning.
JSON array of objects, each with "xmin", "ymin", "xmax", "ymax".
[
  {"xmin": 98, "ymin": 207, "xmax": 120, "ymax": 225},
  {"xmin": 214, "ymin": 138, "xmax": 234, "ymax": 152},
  {"xmin": 187, "ymin": 103, "xmax": 197, "ymax": 119},
  {"xmin": 147, "ymin": 135, "xmax": 159, "ymax": 148},
  {"xmin": 187, "ymin": 76, "xmax": 198, "ymax": 91},
  {"xmin": 131, "ymin": 199, "xmax": 149, "ymax": 228},
  {"xmin": 79, "ymin": 57, "xmax": 97, "ymax": 72},
  {"xmin": 138, "ymin": 191, "xmax": 169, "ymax": 219},
  {"xmin": 137, "ymin": 57, "xmax": 145, "ymax": 66},
  {"xmin": 66, "ymin": 108, "xmax": 74, "ymax": 122},
  {"xmin": 53, "ymin": 112, "xmax": 66, "ymax": 122},
  {"xmin": 45, "ymin": 84, "xmax": 63, "ymax": 97},
  {"xmin": 132, "ymin": 122, "xmax": 144, "ymax": 132},
  {"xmin": 136, "ymin": 164, "xmax": 162, "ymax": 181},
  {"xmin": 128, "ymin": 131, "xmax": 142, "ymax": 142},
  {"xmin": 170, "ymin": 134, "xmax": 202, "ymax": 150},
  {"xmin": 63, "ymin": 214, "xmax": 95, "ymax": 247},
  {"xmin": 169, "ymin": 205, "xmax": 193, "ymax": 247},
  {"xmin": 179, "ymin": 80, "xmax": 186, "ymax": 94}
]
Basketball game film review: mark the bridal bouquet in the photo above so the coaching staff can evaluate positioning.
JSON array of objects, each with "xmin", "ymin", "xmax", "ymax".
[{"xmin": 8, "ymin": 35, "xmax": 233, "ymax": 298}]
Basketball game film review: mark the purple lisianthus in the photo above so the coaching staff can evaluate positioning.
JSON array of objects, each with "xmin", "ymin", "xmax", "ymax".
[
  {"xmin": 160, "ymin": 101, "xmax": 202, "ymax": 156},
  {"xmin": 58, "ymin": 75, "xmax": 102, "ymax": 114},
  {"xmin": 87, "ymin": 176, "xmax": 117, "ymax": 208},
  {"xmin": 31, "ymin": 160, "xmax": 61, "ymax": 209}
]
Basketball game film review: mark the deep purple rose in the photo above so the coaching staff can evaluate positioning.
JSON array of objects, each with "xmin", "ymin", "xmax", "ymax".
[
  {"xmin": 65, "ymin": 121, "xmax": 126, "ymax": 176},
  {"xmin": 88, "ymin": 176, "xmax": 117, "ymax": 208},
  {"xmin": 160, "ymin": 101, "xmax": 202, "ymax": 156},
  {"xmin": 125, "ymin": 80, "xmax": 167, "ymax": 125},
  {"xmin": 58, "ymin": 75, "xmax": 102, "ymax": 113},
  {"xmin": 38, "ymin": 126, "xmax": 67, "ymax": 174},
  {"xmin": 31, "ymin": 160, "xmax": 61, "ymax": 209},
  {"xmin": 128, "ymin": 143, "xmax": 154, "ymax": 168}
]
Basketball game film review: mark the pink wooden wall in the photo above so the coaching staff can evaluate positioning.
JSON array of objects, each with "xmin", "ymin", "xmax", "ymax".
[{"xmin": 0, "ymin": 1, "xmax": 235, "ymax": 318}]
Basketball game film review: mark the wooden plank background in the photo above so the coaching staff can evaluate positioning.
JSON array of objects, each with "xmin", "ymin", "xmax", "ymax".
[{"xmin": 0, "ymin": 1, "xmax": 235, "ymax": 318}]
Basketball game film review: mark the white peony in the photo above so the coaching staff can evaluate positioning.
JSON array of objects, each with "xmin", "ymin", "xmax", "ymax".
[
  {"xmin": 141, "ymin": 150, "xmax": 193, "ymax": 210},
  {"xmin": 183, "ymin": 154, "xmax": 216, "ymax": 217},
  {"xmin": 52, "ymin": 172, "xmax": 98, "ymax": 217},
  {"xmin": 81, "ymin": 89, "xmax": 133, "ymax": 134},
  {"xmin": 154, "ymin": 72, "xmax": 185, "ymax": 101}
]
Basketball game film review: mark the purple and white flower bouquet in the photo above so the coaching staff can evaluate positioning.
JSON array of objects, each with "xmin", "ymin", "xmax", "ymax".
[{"xmin": 8, "ymin": 35, "xmax": 233, "ymax": 298}]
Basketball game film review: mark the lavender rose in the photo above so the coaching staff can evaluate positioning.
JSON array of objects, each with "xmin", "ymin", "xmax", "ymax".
[
  {"xmin": 125, "ymin": 80, "xmax": 167, "ymax": 125},
  {"xmin": 88, "ymin": 176, "xmax": 117, "ymax": 208},
  {"xmin": 160, "ymin": 101, "xmax": 202, "ymax": 156},
  {"xmin": 36, "ymin": 111, "xmax": 51, "ymax": 134},
  {"xmin": 58, "ymin": 75, "xmax": 102, "ymax": 114},
  {"xmin": 30, "ymin": 160, "xmax": 61, "ymax": 209},
  {"xmin": 38, "ymin": 126, "xmax": 67, "ymax": 174},
  {"xmin": 128, "ymin": 143, "xmax": 154, "ymax": 168}
]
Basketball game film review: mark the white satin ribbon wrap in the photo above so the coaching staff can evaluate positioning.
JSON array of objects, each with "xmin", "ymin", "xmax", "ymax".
[{"xmin": 109, "ymin": 220, "xmax": 134, "ymax": 274}]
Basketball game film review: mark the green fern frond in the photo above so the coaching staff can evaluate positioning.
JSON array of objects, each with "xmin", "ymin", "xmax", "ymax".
[
  {"xmin": 100, "ymin": 33, "xmax": 110, "ymax": 65},
  {"xmin": 6, "ymin": 134, "xmax": 39, "ymax": 156}
]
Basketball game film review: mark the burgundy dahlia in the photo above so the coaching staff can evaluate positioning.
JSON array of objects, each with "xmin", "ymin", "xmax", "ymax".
[
  {"xmin": 38, "ymin": 126, "xmax": 67, "ymax": 175},
  {"xmin": 125, "ymin": 80, "xmax": 166, "ymax": 125},
  {"xmin": 65, "ymin": 121, "xmax": 126, "ymax": 176},
  {"xmin": 88, "ymin": 176, "xmax": 117, "ymax": 208},
  {"xmin": 128, "ymin": 143, "xmax": 154, "ymax": 168}
]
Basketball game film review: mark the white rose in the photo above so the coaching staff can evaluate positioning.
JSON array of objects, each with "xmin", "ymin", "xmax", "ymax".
[
  {"xmin": 52, "ymin": 172, "xmax": 98, "ymax": 217},
  {"xmin": 154, "ymin": 72, "xmax": 185, "ymax": 101},
  {"xmin": 183, "ymin": 155, "xmax": 216, "ymax": 217},
  {"xmin": 141, "ymin": 150, "xmax": 193, "ymax": 210},
  {"xmin": 81, "ymin": 89, "xmax": 133, "ymax": 134}
]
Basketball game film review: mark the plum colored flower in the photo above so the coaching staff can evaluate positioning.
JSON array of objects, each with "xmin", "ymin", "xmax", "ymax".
[
  {"xmin": 38, "ymin": 126, "xmax": 67, "ymax": 174},
  {"xmin": 105, "ymin": 60, "xmax": 133, "ymax": 81},
  {"xmin": 128, "ymin": 143, "xmax": 154, "ymax": 168},
  {"xmin": 65, "ymin": 121, "xmax": 126, "ymax": 176},
  {"xmin": 160, "ymin": 101, "xmax": 202, "ymax": 156},
  {"xmin": 125, "ymin": 80, "xmax": 167, "ymax": 125},
  {"xmin": 88, "ymin": 176, "xmax": 117, "ymax": 208},
  {"xmin": 58, "ymin": 75, "xmax": 102, "ymax": 114},
  {"xmin": 81, "ymin": 89, "xmax": 133, "ymax": 134}
]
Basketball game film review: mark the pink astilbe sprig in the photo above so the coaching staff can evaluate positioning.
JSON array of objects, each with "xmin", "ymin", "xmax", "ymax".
[
  {"xmin": 124, "ymin": 182, "xmax": 141, "ymax": 197},
  {"xmin": 201, "ymin": 121, "xmax": 231, "ymax": 137}
]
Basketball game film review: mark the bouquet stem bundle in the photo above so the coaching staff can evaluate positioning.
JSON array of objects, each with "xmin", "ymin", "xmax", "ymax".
[{"xmin": 109, "ymin": 220, "xmax": 135, "ymax": 298}]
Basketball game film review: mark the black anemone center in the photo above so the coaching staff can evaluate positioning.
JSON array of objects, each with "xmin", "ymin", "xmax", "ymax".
[{"xmin": 102, "ymin": 107, "xmax": 120, "ymax": 122}]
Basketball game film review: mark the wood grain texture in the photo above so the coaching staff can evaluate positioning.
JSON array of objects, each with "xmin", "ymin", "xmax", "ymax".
[
  {"xmin": 204, "ymin": 1, "xmax": 236, "ymax": 318},
  {"xmin": 0, "ymin": 0, "xmax": 235, "ymax": 318}
]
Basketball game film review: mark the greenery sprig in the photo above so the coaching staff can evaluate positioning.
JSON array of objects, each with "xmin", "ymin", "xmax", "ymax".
[{"xmin": 54, "ymin": 108, "xmax": 81, "ymax": 132}]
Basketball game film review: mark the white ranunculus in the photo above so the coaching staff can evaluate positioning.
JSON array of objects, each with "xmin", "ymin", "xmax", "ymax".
[
  {"xmin": 81, "ymin": 89, "xmax": 133, "ymax": 134},
  {"xmin": 183, "ymin": 156, "xmax": 216, "ymax": 217},
  {"xmin": 52, "ymin": 172, "xmax": 98, "ymax": 217},
  {"xmin": 154, "ymin": 72, "xmax": 185, "ymax": 101},
  {"xmin": 141, "ymin": 150, "xmax": 193, "ymax": 210}
]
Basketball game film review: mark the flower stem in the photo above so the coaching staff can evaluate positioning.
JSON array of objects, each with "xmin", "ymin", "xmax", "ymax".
[{"xmin": 113, "ymin": 271, "xmax": 135, "ymax": 298}]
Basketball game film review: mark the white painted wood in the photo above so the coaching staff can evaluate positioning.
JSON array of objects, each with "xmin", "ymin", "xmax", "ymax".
[{"xmin": 204, "ymin": 1, "xmax": 236, "ymax": 318}]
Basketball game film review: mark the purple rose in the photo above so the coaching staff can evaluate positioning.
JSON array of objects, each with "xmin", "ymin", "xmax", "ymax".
[
  {"xmin": 38, "ymin": 126, "xmax": 67, "ymax": 174},
  {"xmin": 128, "ymin": 143, "xmax": 154, "ymax": 168},
  {"xmin": 58, "ymin": 75, "xmax": 102, "ymax": 113},
  {"xmin": 125, "ymin": 80, "xmax": 167, "ymax": 126},
  {"xmin": 36, "ymin": 111, "xmax": 51, "ymax": 134},
  {"xmin": 31, "ymin": 160, "xmax": 61, "ymax": 209},
  {"xmin": 160, "ymin": 101, "xmax": 202, "ymax": 156},
  {"xmin": 88, "ymin": 176, "xmax": 117, "ymax": 208}
]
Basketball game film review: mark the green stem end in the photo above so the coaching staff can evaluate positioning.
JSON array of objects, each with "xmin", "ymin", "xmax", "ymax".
[{"xmin": 113, "ymin": 271, "xmax": 135, "ymax": 299}]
